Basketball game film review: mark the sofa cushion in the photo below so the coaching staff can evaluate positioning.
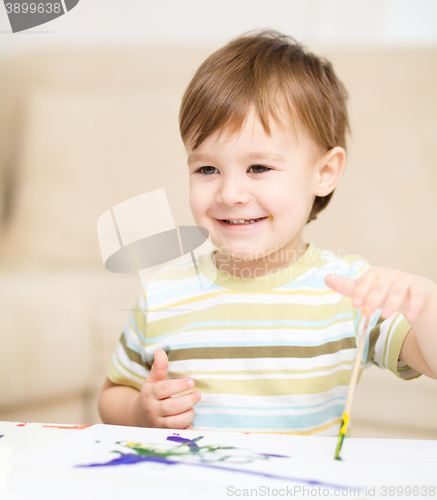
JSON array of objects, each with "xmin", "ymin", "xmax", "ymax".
[
  {"xmin": 0, "ymin": 269, "xmax": 93, "ymax": 409},
  {"xmin": 0, "ymin": 88, "xmax": 192, "ymax": 269}
]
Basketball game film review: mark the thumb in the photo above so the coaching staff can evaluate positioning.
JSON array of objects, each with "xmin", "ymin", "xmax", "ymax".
[
  {"xmin": 146, "ymin": 349, "xmax": 168, "ymax": 384},
  {"xmin": 325, "ymin": 273, "xmax": 356, "ymax": 297}
]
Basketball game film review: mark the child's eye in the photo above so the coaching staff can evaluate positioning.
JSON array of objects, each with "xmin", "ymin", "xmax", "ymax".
[
  {"xmin": 196, "ymin": 165, "xmax": 271, "ymax": 175},
  {"xmin": 249, "ymin": 165, "xmax": 271, "ymax": 174},
  {"xmin": 197, "ymin": 166, "xmax": 218, "ymax": 175}
]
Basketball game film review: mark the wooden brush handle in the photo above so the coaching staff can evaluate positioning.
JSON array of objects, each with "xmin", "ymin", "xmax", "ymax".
[{"xmin": 344, "ymin": 314, "xmax": 371, "ymax": 416}]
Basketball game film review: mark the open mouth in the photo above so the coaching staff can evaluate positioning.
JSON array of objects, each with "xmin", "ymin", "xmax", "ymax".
[{"xmin": 218, "ymin": 217, "xmax": 268, "ymax": 226}]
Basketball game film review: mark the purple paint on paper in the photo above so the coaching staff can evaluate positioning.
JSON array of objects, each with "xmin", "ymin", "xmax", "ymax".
[
  {"xmin": 166, "ymin": 435, "xmax": 202, "ymax": 450},
  {"xmin": 75, "ymin": 433, "xmax": 360, "ymax": 491},
  {"xmin": 77, "ymin": 451, "xmax": 349, "ymax": 488},
  {"xmin": 78, "ymin": 452, "xmax": 178, "ymax": 467}
]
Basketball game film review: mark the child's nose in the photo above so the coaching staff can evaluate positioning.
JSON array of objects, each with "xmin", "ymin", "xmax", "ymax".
[{"xmin": 216, "ymin": 178, "xmax": 252, "ymax": 205}]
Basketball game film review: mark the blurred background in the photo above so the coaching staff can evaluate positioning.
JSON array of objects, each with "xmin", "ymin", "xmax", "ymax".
[{"xmin": 0, "ymin": 0, "xmax": 436, "ymax": 438}]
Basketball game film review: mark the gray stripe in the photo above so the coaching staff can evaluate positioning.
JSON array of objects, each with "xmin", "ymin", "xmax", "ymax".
[
  {"xmin": 119, "ymin": 333, "xmax": 147, "ymax": 368},
  {"xmin": 168, "ymin": 337, "xmax": 356, "ymax": 362},
  {"xmin": 366, "ymin": 315, "xmax": 384, "ymax": 364}
]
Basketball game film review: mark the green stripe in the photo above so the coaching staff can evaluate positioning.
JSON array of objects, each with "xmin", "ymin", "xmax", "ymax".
[
  {"xmin": 366, "ymin": 315, "xmax": 384, "ymax": 363},
  {"xmin": 387, "ymin": 317, "xmax": 416, "ymax": 378},
  {"xmin": 119, "ymin": 332, "xmax": 145, "ymax": 368},
  {"xmin": 168, "ymin": 337, "xmax": 355, "ymax": 362}
]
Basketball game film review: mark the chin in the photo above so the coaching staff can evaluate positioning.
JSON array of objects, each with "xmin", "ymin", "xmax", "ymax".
[{"xmin": 226, "ymin": 247, "xmax": 267, "ymax": 262}]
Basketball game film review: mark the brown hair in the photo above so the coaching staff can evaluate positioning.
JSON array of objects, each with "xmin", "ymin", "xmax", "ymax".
[{"xmin": 179, "ymin": 29, "xmax": 350, "ymax": 222}]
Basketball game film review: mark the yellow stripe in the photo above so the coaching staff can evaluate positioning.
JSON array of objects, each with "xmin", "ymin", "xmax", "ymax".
[
  {"xmin": 111, "ymin": 353, "xmax": 146, "ymax": 386},
  {"xmin": 107, "ymin": 362, "xmax": 143, "ymax": 392},
  {"xmin": 144, "ymin": 301, "xmax": 354, "ymax": 340},
  {"xmin": 191, "ymin": 369, "xmax": 351, "ymax": 396},
  {"xmin": 148, "ymin": 288, "xmax": 339, "ymax": 313},
  {"xmin": 148, "ymin": 290, "xmax": 226, "ymax": 312}
]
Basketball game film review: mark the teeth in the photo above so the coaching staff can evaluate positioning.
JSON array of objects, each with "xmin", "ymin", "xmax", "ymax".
[{"xmin": 223, "ymin": 218, "xmax": 263, "ymax": 225}]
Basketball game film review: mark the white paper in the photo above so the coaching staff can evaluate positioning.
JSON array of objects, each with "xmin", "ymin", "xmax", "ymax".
[{"xmin": 9, "ymin": 425, "xmax": 437, "ymax": 500}]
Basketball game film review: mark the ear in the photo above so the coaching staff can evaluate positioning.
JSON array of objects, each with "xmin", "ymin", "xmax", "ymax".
[{"xmin": 314, "ymin": 146, "xmax": 346, "ymax": 197}]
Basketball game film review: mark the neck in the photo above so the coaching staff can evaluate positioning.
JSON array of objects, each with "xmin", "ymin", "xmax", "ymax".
[{"xmin": 212, "ymin": 241, "xmax": 309, "ymax": 278}]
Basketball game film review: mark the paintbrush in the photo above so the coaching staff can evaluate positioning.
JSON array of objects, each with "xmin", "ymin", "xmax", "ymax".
[{"xmin": 334, "ymin": 309, "xmax": 372, "ymax": 460}]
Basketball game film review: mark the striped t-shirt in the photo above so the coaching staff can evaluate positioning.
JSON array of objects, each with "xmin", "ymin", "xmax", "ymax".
[{"xmin": 107, "ymin": 243, "xmax": 419, "ymax": 435}]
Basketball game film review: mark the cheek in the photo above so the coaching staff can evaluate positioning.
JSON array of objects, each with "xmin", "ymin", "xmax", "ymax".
[
  {"xmin": 272, "ymin": 176, "xmax": 314, "ymax": 211},
  {"xmin": 272, "ymin": 188, "xmax": 299, "ymax": 211},
  {"xmin": 189, "ymin": 185, "xmax": 207, "ymax": 218}
]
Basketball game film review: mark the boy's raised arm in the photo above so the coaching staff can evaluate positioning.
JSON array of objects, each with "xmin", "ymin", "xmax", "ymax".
[
  {"xmin": 325, "ymin": 268, "xmax": 437, "ymax": 379},
  {"xmin": 399, "ymin": 328, "xmax": 437, "ymax": 380}
]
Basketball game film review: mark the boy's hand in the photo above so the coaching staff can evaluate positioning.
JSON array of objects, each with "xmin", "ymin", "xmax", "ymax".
[
  {"xmin": 131, "ymin": 349, "xmax": 201, "ymax": 429},
  {"xmin": 325, "ymin": 267, "xmax": 431, "ymax": 321}
]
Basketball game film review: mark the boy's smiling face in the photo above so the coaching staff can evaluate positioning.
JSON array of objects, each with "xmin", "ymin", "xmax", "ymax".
[{"xmin": 187, "ymin": 106, "xmax": 345, "ymax": 277}]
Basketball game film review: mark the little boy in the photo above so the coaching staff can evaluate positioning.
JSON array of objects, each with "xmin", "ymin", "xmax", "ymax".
[{"xmin": 99, "ymin": 29, "xmax": 437, "ymax": 435}]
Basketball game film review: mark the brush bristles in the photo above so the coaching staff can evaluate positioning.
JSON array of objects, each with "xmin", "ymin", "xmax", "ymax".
[
  {"xmin": 335, "ymin": 431, "xmax": 346, "ymax": 460},
  {"xmin": 334, "ymin": 413, "xmax": 349, "ymax": 460}
]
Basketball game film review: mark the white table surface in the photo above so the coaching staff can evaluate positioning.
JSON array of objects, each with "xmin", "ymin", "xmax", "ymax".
[
  {"xmin": 0, "ymin": 421, "xmax": 86, "ymax": 455},
  {"xmin": 1, "ymin": 421, "xmax": 436, "ymax": 500}
]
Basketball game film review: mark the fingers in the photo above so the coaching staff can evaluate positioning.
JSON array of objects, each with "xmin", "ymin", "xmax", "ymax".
[
  {"xmin": 146, "ymin": 349, "xmax": 169, "ymax": 384},
  {"xmin": 136, "ymin": 349, "xmax": 202, "ymax": 429},
  {"xmin": 379, "ymin": 280, "xmax": 409, "ymax": 319},
  {"xmin": 354, "ymin": 271, "xmax": 410, "ymax": 319},
  {"xmin": 153, "ymin": 377, "xmax": 196, "ymax": 400},
  {"xmin": 327, "ymin": 268, "xmax": 429, "ymax": 321},
  {"xmin": 161, "ymin": 408, "xmax": 196, "ymax": 429},
  {"xmin": 158, "ymin": 390, "xmax": 202, "ymax": 418},
  {"xmin": 325, "ymin": 274, "xmax": 356, "ymax": 296},
  {"xmin": 360, "ymin": 272, "xmax": 395, "ymax": 316},
  {"xmin": 404, "ymin": 284, "xmax": 427, "ymax": 321},
  {"xmin": 344, "ymin": 268, "xmax": 427, "ymax": 321}
]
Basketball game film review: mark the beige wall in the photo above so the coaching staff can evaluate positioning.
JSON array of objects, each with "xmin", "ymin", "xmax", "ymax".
[{"xmin": 0, "ymin": 45, "xmax": 436, "ymax": 436}]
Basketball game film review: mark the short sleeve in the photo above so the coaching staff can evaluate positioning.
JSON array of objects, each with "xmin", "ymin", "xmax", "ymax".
[
  {"xmin": 106, "ymin": 290, "xmax": 151, "ymax": 391},
  {"xmin": 348, "ymin": 256, "xmax": 421, "ymax": 380},
  {"xmin": 366, "ymin": 312, "xmax": 421, "ymax": 380}
]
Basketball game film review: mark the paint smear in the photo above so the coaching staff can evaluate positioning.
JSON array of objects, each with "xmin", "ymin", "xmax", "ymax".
[
  {"xmin": 42, "ymin": 425, "xmax": 91, "ymax": 430},
  {"xmin": 75, "ymin": 433, "xmax": 355, "ymax": 491}
]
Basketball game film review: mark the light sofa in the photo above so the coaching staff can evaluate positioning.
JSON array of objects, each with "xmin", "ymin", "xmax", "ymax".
[{"xmin": 0, "ymin": 44, "xmax": 436, "ymax": 438}]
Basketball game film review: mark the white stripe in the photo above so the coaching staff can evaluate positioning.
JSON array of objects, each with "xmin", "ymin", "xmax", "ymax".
[
  {"xmin": 196, "ymin": 398, "xmax": 343, "ymax": 416},
  {"xmin": 373, "ymin": 314, "xmax": 393, "ymax": 368},
  {"xmin": 116, "ymin": 343, "xmax": 149, "ymax": 379},
  {"xmin": 124, "ymin": 322, "xmax": 144, "ymax": 352},
  {"xmin": 112, "ymin": 353, "xmax": 146, "ymax": 385},
  {"xmin": 198, "ymin": 387, "xmax": 349, "ymax": 408},
  {"xmin": 187, "ymin": 362, "xmax": 352, "ymax": 381}
]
